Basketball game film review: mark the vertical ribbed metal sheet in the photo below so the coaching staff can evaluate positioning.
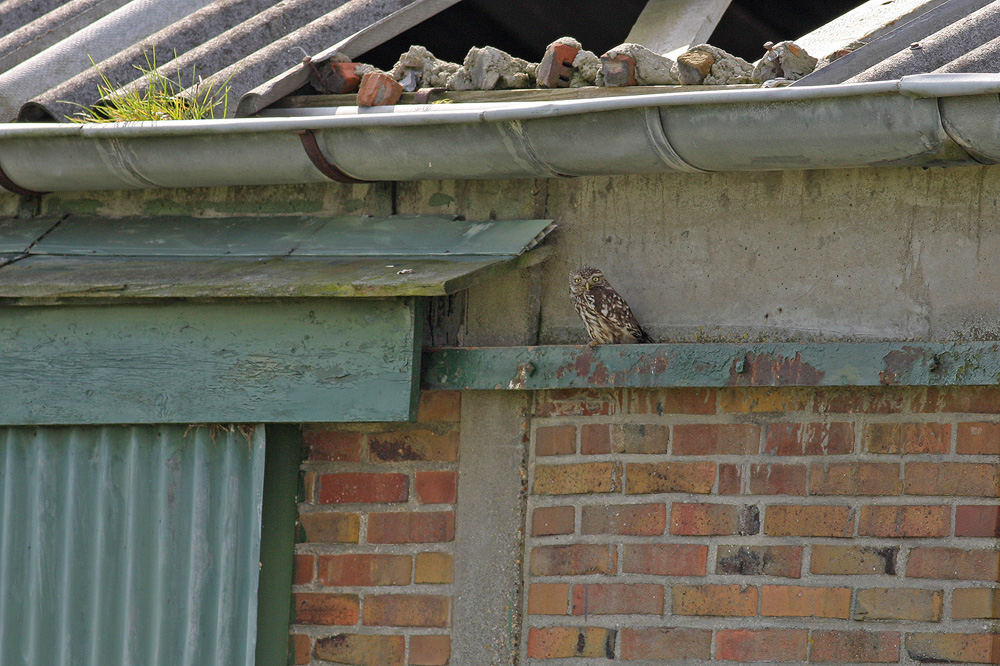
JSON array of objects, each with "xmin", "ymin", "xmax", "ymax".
[{"xmin": 0, "ymin": 424, "xmax": 265, "ymax": 666}]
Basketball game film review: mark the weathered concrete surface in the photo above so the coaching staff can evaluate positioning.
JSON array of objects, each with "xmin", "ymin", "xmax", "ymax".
[{"xmin": 452, "ymin": 391, "xmax": 529, "ymax": 666}]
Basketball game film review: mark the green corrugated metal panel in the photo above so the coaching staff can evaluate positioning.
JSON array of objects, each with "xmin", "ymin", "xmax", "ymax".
[
  {"xmin": 421, "ymin": 342, "xmax": 1000, "ymax": 389},
  {"xmin": 0, "ymin": 217, "xmax": 55, "ymax": 253},
  {"xmin": 0, "ymin": 299, "xmax": 420, "ymax": 424},
  {"xmin": 0, "ymin": 424, "xmax": 265, "ymax": 666}
]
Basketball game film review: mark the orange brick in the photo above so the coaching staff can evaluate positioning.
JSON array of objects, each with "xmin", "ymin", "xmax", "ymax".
[
  {"xmin": 672, "ymin": 503, "xmax": 759, "ymax": 536},
  {"xmin": 957, "ymin": 422, "xmax": 1000, "ymax": 454},
  {"xmin": 535, "ymin": 389, "xmax": 618, "ymax": 417},
  {"xmin": 673, "ymin": 424, "xmax": 760, "ymax": 455},
  {"xmin": 623, "ymin": 544, "xmax": 708, "ymax": 576},
  {"xmin": 415, "ymin": 471, "xmax": 457, "ymax": 504},
  {"xmin": 581, "ymin": 503, "xmax": 666, "ymax": 535},
  {"xmin": 572, "ymin": 583, "xmax": 663, "ymax": 615},
  {"xmin": 533, "ymin": 463, "xmax": 618, "ymax": 495},
  {"xmin": 625, "ymin": 462, "xmax": 716, "ymax": 494},
  {"xmin": 809, "ymin": 462, "xmax": 901, "ymax": 495},
  {"xmin": 907, "ymin": 548, "xmax": 1000, "ymax": 581},
  {"xmin": 764, "ymin": 504, "xmax": 853, "ymax": 537},
  {"xmin": 810, "ymin": 630, "xmax": 899, "ymax": 663},
  {"xmin": 610, "ymin": 424, "xmax": 669, "ymax": 453},
  {"xmin": 530, "ymin": 544, "xmax": 616, "ymax": 576},
  {"xmin": 408, "ymin": 635, "xmax": 451, "ymax": 666},
  {"xmin": 314, "ymin": 634, "xmax": 405, "ymax": 666},
  {"xmin": 527, "ymin": 626, "xmax": 616, "ymax": 659},
  {"xmin": 362, "ymin": 594, "xmax": 450, "ymax": 627},
  {"xmin": 905, "ymin": 633, "xmax": 1000, "ymax": 664},
  {"xmin": 319, "ymin": 554, "xmax": 412, "ymax": 586},
  {"xmin": 528, "ymin": 583, "xmax": 570, "ymax": 615},
  {"xmin": 531, "ymin": 505, "xmax": 575, "ymax": 536},
  {"xmin": 810, "ymin": 545, "xmax": 897, "ymax": 575},
  {"xmin": 716, "ymin": 545, "xmax": 802, "ymax": 578},
  {"xmin": 304, "ymin": 430, "xmax": 362, "ymax": 462},
  {"xmin": 295, "ymin": 593, "xmax": 360, "ymax": 625},
  {"xmin": 292, "ymin": 633, "xmax": 311, "ymax": 665},
  {"xmin": 715, "ymin": 628, "xmax": 807, "ymax": 662},
  {"xmin": 368, "ymin": 511, "xmax": 455, "ymax": 544},
  {"xmin": 905, "ymin": 462, "xmax": 1000, "ymax": 496},
  {"xmin": 911, "ymin": 386, "xmax": 1000, "ymax": 413},
  {"xmin": 620, "ymin": 627, "xmax": 711, "ymax": 660},
  {"xmin": 761, "ymin": 585, "xmax": 850, "ymax": 618},
  {"xmin": 952, "ymin": 588, "xmax": 1000, "ymax": 619},
  {"xmin": 580, "ymin": 423, "xmax": 611, "ymax": 454},
  {"xmin": 813, "ymin": 388, "xmax": 904, "ymax": 414},
  {"xmin": 416, "ymin": 390, "xmax": 460, "ymax": 423},
  {"xmin": 747, "ymin": 463, "xmax": 807, "ymax": 495},
  {"xmin": 718, "ymin": 387, "xmax": 810, "ymax": 413},
  {"xmin": 294, "ymin": 553, "xmax": 315, "ymax": 585},
  {"xmin": 672, "ymin": 584, "xmax": 758, "ymax": 616},
  {"xmin": 368, "ymin": 430, "xmax": 458, "ymax": 462},
  {"xmin": 415, "ymin": 552, "xmax": 453, "ymax": 584},
  {"xmin": 299, "ymin": 512, "xmax": 360, "ymax": 543},
  {"xmin": 855, "ymin": 588, "xmax": 942, "ymax": 621},
  {"xmin": 319, "ymin": 472, "xmax": 408, "ymax": 504},
  {"xmin": 764, "ymin": 422, "xmax": 854, "ymax": 455},
  {"xmin": 627, "ymin": 388, "xmax": 716, "ymax": 415},
  {"xmin": 535, "ymin": 425, "xmax": 576, "ymax": 456},
  {"xmin": 357, "ymin": 71, "xmax": 403, "ymax": 106},
  {"xmin": 859, "ymin": 505, "xmax": 950, "ymax": 537},
  {"xmin": 718, "ymin": 463, "xmax": 742, "ymax": 495},
  {"xmin": 864, "ymin": 423, "xmax": 950, "ymax": 454}
]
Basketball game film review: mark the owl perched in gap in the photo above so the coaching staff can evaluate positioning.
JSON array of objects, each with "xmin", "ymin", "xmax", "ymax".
[{"xmin": 570, "ymin": 267, "xmax": 653, "ymax": 345}]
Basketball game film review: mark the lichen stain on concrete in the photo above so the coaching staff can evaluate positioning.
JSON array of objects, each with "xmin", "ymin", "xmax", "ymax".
[
  {"xmin": 879, "ymin": 346, "xmax": 925, "ymax": 385},
  {"xmin": 727, "ymin": 351, "xmax": 824, "ymax": 386}
]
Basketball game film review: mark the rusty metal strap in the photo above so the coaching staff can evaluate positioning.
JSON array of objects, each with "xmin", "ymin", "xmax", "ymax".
[
  {"xmin": 0, "ymin": 162, "xmax": 48, "ymax": 196},
  {"xmin": 295, "ymin": 129, "xmax": 372, "ymax": 184}
]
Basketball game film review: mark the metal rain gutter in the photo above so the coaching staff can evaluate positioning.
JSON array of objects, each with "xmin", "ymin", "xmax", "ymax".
[{"xmin": 0, "ymin": 73, "xmax": 998, "ymax": 193}]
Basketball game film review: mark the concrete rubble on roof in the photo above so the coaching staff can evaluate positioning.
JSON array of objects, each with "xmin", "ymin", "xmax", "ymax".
[
  {"xmin": 601, "ymin": 43, "xmax": 678, "ymax": 85},
  {"xmin": 390, "ymin": 45, "xmax": 460, "ymax": 91},
  {"xmin": 751, "ymin": 40, "xmax": 818, "ymax": 83},
  {"xmin": 447, "ymin": 46, "xmax": 538, "ymax": 91},
  {"xmin": 677, "ymin": 44, "xmax": 753, "ymax": 84}
]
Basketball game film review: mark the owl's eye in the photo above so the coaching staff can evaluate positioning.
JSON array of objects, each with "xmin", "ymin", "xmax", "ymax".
[
  {"xmin": 574, "ymin": 278, "xmax": 582, "ymax": 283},
  {"xmin": 592, "ymin": 276, "xmax": 600, "ymax": 282}
]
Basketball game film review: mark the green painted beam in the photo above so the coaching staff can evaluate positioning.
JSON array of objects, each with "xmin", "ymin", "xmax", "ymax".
[
  {"xmin": 421, "ymin": 342, "xmax": 1000, "ymax": 389},
  {"xmin": 0, "ymin": 299, "xmax": 420, "ymax": 424}
]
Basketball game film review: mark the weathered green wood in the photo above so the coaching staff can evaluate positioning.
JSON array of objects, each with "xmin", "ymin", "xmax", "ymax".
[
  {"xmin": 421, "ymin": 342, "xmax": 1000, "ymax": 389},
  {"xmin": 0, "ymin": 216, "xmax": 58, "ymax": 253},
  {"xmin": 0, "ymin": 300, "xmax": 419, "ymax": 424}
]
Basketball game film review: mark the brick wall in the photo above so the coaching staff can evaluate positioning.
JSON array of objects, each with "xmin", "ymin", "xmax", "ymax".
[
  {"xmin": 292, "ymin": 391, "xmax": 461, "ymax": 666},
  {"xmin": 525, "ymin": 387, "xmax": 1000, "ymax": 664}
]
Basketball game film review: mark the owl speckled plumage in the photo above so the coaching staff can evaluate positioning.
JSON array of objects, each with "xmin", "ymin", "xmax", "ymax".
[{"xmin": 570, "ymin": 267, "xmax": 653, "ymax": 345}]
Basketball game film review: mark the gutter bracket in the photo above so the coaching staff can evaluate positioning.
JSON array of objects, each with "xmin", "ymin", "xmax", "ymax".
[
  {"xmin": 0, "ymin": 162, "xmax": 48, "ymax": 196},
  {"xmin": 295, "ymin": 129, "xmax": 373, "ymax": 184}
]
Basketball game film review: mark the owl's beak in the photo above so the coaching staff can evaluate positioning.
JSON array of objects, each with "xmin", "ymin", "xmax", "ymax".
[{"xmin": 585, "ymin": 282, "xmax": 590, "ymax": 291}]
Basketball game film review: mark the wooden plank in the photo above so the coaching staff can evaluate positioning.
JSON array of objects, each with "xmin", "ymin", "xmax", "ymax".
[
  {"xmin": 625, "ymin": 0, "xmax": 733, "ymax": 57},
  {"xmin": 0, "ymin": 300, "xmax": 420, "ymax": 424}
]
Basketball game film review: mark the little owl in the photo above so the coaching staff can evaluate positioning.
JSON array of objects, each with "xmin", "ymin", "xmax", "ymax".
[{"xmin": 570, "ymin": 267, "xmax": 653, "ymax": 345}]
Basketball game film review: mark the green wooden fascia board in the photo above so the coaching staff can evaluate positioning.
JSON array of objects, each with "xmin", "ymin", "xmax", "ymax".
[{"xmin": 420, "ymin": 342, "xmax": 1000, "ymax": 389}]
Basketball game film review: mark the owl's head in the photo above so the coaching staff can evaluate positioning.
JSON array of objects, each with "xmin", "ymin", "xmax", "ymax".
[{"xmin": 570, "ymin": 267, "xmax": 606, "ymax": 294}]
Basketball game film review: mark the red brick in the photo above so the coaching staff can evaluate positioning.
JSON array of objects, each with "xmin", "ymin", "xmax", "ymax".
[
  {"xmin": 627, "ymin": 388, "xmax": 716, "ymax": 415},
  {"xmin": 905, "ymin": 633, "xmax": 1000, "ymax": 664},
  {"xmin": 810, "ymin": 630, "xmax": 899, "ymax": 663},
  {"xmin": 809, "ymin": 462, "xmax": 901, "ymax": 495},
  {"xmin": 362, "ymin": 595, "xmax": 450, "ymax": 627},
  {"xmin": 625, "ymin": 462, "xmax": 716, "ymax": 494},
  {"xmin": 531, "ymin": 506, "xmax": 575, "ymax": 536},
  {"xmin": 671, "ymin": 503, "xmax": 759, "ymax": 536},
  {"xmin": 294, "ymin": 553, "xmax": 315, "ymax": 585},
  {"xmin": 958, "ymin": 422, "xmax": 1000, "ymax": 454},
  {"xmin": 611, "ymin": 424, "xmax": 669, "ymax": 453},
  {"xmin": 368, "ymin": 511, "xmax": 455, "ymax": 544},
  {"xmin": 312, "ymin": 61, "xmax": 363, "ymax": 94},
  {"xmin": 292, "ymin": 633, "xmax": 311, "ymax": 665},
  {"xmin": 911, "ymin": 386, "xmax": 1000, "ymax": 413},
  {"xmin": 414, "ymin": 552, "xmax": 453, "ymax": 584},
  {"xmin": 716, "ymin": 545, "xmax": 803, "ymax": 578},
  {"xmin": 535, "ymin": 425, "xmax": 576, "ymax": 456},
  {"xmin": 673, "ymin": 424, "xmax": 760, "ymax": 455},
  {"xmin": 748, "ymin": 463, "xmax": 807, "ymax": 495},
  {"xmin": 299, "ymin": 512, "xmax": 360, "ymax": 543},
  {"xmin": 905, "ymin": 462, "xmax": 999, "ymax": 496},
  {"xmin": 530, "ymin": 544, "xmax": 616, "ymax": 576},
  {"xmin": 415, "ymin": 471, "xmax": 457, "ymax": 504},
  {"xmin": 952, "ymin": 588, "xmax": 1000, "ymax": 619},
  {"xmin": 761, "ymin": 585, "xmax": 850, "ymax": 618},
  {"xmin": 957, "ymin": 505, "xmax": 1000, "ymax": 537},
  {"xmin": 859, "ymin": 505, "xmax": 950, "ymax": 537},
  {"xmin": 601, "ymin": 52, "xmax": 638, "ymax": 86},
  {"xmin": 581, "ymin": 503, "xmax": 665, "ymax": 535},
  {"xmin": 527, "ymin": 626, "xmax": 616, "ymax": 659},
  {"xmin": 810, "ymin": 545, "xmax": 897, "ymax": 575},
  {"xmin": 295, "ymin": 593, "xmax": 360, "ymax": 625},
  {"xmin": 623, "ymin": 544, "xmax": 708, "ymax": 576},
  {"xmin": 527, "ymin": 583, "xmax": 570, "ymax": 615},
  {"xmin": 715, "ymin": 628, "xmax": 808, "ymax": 662},
  {"xmin": 764, "ymin": 422, "xmax": 854, "ymax": 455},
  {"xmin": 672, "ymin": 584, "xmax": 758, "ymax": 616},
  {"xmin": 533, "ymin": 463, "xmax": 618, "ymax": 495},
  {"xmin": 319, "ymin": 473, "xmax": 408, "ymax": 504},
  {"xmin": 718, "ymin": 387, "xmax": 811, "ymax": 413},
  {"xmin": 302, "ymin": 471, "xmax": 317, "ymax": 502},
  {"xmin": 535, "ymin": 389, "xmax": 618, "ymax": 417},
  {"xmin": 621, "ymin": 628, "xmax": 711, "ymax": 660},
  {"xmin": 571, "ymin": 583, "xmax": 663, "ymax": 615},
  {"xmin": 537, "ymin": 42, "xmax": 580, "ymax": 88},
  {"xmin": 319, "ymin": 554, "xmax": 412, "ymax": 586},
  {"xmin": 580, "ymin": 424, "xmax": 611, "ymax": 454},
  {"xmin": 357, "ymin": 71, "xmax": 403, "ymax": 106},
  {"xmin": 718, "ymin": 463, "xmax": 742, "ymax": 495},
  {"xmin": 864, "ymin": 423, "xmax": 950, "ymax": 454},
  {"xmin": 906, "ymin": 547, "xmax": 1000, "ymax": 581},
  {"xmin": 765, "ymin": 504, "xmax": 853, "ymax": 537},
  {"xmin": 813, "ymin": 388, "xmax": 904, "ymax": 414},
  {"xmin": 855, "ymin": 588, "xmax": 942, "ymax": 621},
  {"xmin": 314, "ymin": 634, "xmax": 405, "ymax": 666},
  {"xmin": 304, "ymin": 430, "xmax": 362, "ymax": 462},
  {"xmin": 368, "ymin": 430, "xmax": 458, "ymax": 462},
  {"xmin": 408, "ymin": 635, "xmax": 451, "ymax": 666},
  {"xmin": 416, "ymin": 391, "xmax": 460, "ymax": 423}
]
